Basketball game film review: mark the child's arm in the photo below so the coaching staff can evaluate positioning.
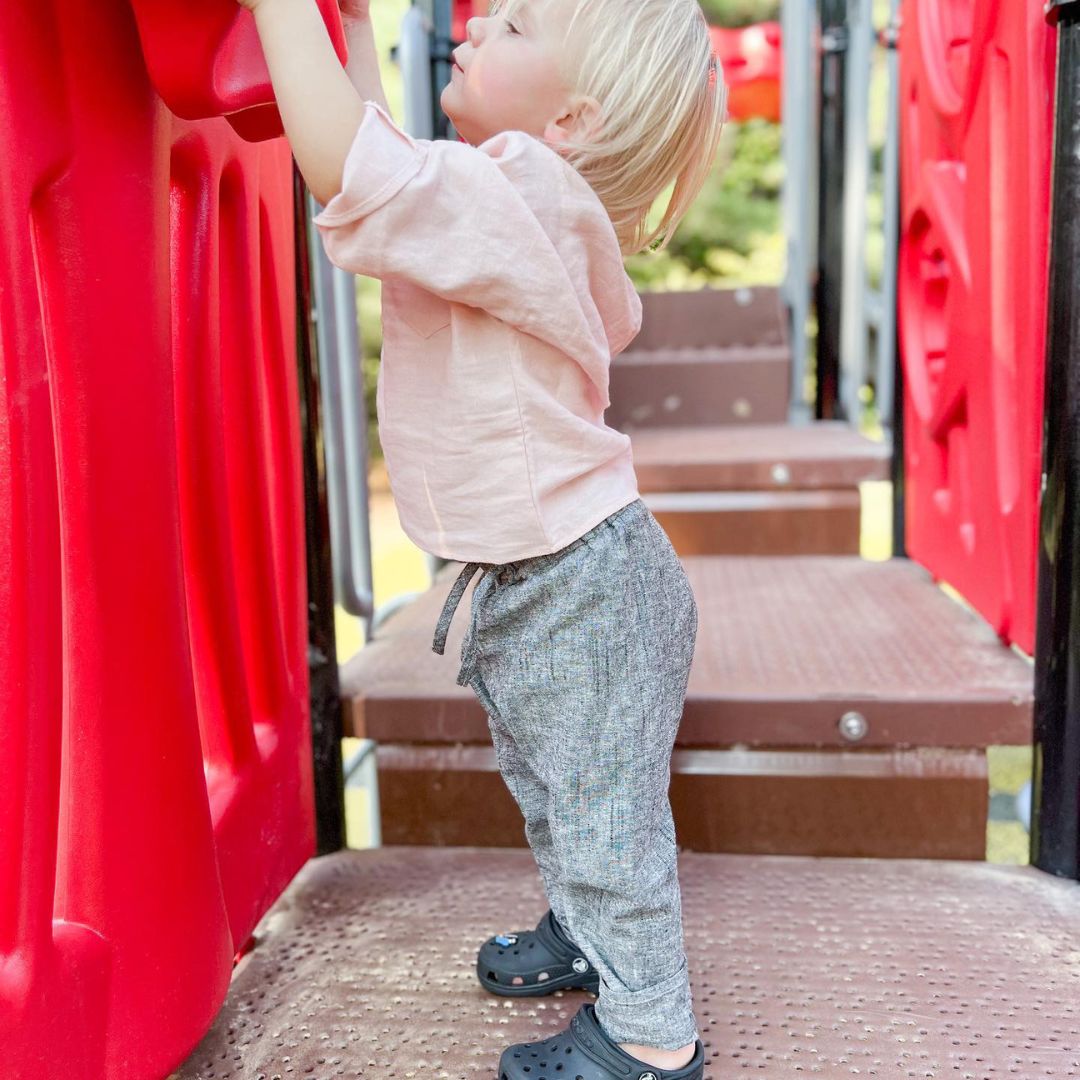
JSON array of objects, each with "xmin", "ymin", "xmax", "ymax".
[
  {"xmin": 340, "ymin": 8, "xmax": 394, "ymax": 120},
  {"xmin": 240, "ymin": 0, "xmax": 366, "ymax": 206}
]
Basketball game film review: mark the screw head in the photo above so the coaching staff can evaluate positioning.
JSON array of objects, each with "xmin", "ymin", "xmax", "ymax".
[{"xmin": 838, "ymin": 711, "xmax": 868, "ymax": 741}]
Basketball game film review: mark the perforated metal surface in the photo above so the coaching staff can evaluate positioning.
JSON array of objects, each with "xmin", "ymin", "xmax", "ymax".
[
  {"xmin": 629, "ymin": 421, "xmax": 891, "ymax": 492},
  {"xmin": 175, "ymin": 846, "xmax": 1080, "ymax": 1079},
  {"xmin": 340, "ymin": 556, "xmax": 1033, "ymax": 748}
]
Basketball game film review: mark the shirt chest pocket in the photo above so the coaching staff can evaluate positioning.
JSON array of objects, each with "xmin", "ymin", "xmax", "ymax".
[{"xmin": 385, "ymin": 278, "xmax": 452, "ymax": 339}]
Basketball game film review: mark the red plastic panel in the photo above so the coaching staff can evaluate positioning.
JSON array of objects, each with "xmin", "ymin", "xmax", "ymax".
[
  {"xmin": 898, "ymin": 0, "xmax": 1056, "ymax": 653},
  {"xmin": 710, "ymin": 23, "xmax": 782, "ymax": 122},
  {"xmin": 129, "ymin": 0, "xmax": 348, "ymax": 141},
  {"xmin": 452, "ymin": 1, "xmax": 780, "ymax": 123},
  {"xmin": 0, "ymin": 3, "xmax": 314, "ymax": 1077}
]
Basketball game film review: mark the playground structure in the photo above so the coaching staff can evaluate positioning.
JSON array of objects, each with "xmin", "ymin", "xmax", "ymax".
[{"xmin": 1, "ymin": 0, "xmax": 1078, "ymax": 1077}]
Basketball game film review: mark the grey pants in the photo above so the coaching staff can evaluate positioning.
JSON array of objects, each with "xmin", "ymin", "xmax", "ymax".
[{"xmin": 431, "ymin": 498, "xmax": 699, "ymax": 1050}]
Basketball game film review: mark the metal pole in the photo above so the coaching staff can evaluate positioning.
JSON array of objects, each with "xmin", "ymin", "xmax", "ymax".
[
  {"xmin": 411, "ymin": 0, "xmax": 456, "ymax": 140},
  {"xmin": 875, "ymin": 0, "xmax": 903, "ymax": 433},
  {"xmin": 400, "ymin": 3, "xmax": 436, "ymax": 140},
  {"xmin": 308, "ymin": 190, "xmax": 376, "ymax": 635},
  {"xmin": 814, "ymin": 0, "xmax": 848, "ymax": 420},
  {"xmin": 781, "ymin": 0, "xmax": 817, "ymax": 424},
  {"xmin": 1031, "ymin": 0, "xmax": 1080, "ymax": 881},
  {"xmin": 294, "ymin": 164, "xmax": 346, "ymax": 857},
  {"xmin": 890, "ymin": 213, "xmax": 906, "ymax": 560},
  {"xmin": 884, "ymin": 0, "xmax": 905, "ymax": 558},
  {"xmin": 838, "ymin": 0, "xmax": 872, "ymax": 427}
]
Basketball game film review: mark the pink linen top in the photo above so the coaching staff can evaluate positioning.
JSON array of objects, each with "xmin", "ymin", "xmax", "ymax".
[{"xmin": 312, "ymin": 100, "xmax": 643, "ymax": 564}]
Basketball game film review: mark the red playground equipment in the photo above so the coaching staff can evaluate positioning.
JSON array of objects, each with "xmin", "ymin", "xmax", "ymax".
[
  {"xmin": 2, "ymin": 0, "xmax": 1080, "ymax": 1076},
  {"xmin": 709, "ymin": 22, "xmax": 783, "ymax": 122}
]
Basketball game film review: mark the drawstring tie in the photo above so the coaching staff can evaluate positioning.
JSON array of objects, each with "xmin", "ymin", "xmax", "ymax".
[{"xmin": 431, "ymin": 561, "xmax": 485, "ymax": 657}]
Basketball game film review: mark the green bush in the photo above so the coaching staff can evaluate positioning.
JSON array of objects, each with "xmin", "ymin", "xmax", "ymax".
[
  {"xmin": 625, "ymin": 118, "xmax": 784, "ymax": 290},
  {"xmin": 699, "ymin": 0, "xmax": 781, "ymax": 27}
]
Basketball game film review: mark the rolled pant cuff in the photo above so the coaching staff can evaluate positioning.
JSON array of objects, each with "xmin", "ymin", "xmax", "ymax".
[{"xmin": 594, "ymin": 959, "xmax": 698, "ymax": 1051}]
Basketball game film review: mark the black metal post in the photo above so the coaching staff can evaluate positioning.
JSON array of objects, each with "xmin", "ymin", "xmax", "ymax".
[
  {"xmin": 890, "ymin": 282, "xmax": 906, "ymax": 559},
  {"xmin": 293, "ymin": 164, "xmax": 346, "ymax": 856},
  {"xmin": 890, "ymin": 136, "xmax": 907, "ymax": 559},
  {"xmin": 814, "ymin": 0, "xmax": 849, "ymax": 421},
  {"xmin": 1031, "ymin": 0, "xmax": 1080, "ymax": 881}
]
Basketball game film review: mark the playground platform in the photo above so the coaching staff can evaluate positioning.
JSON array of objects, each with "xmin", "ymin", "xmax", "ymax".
[{"xmin": 174, "ymin": 845, "xmax": 1080, "ymax": 1078}]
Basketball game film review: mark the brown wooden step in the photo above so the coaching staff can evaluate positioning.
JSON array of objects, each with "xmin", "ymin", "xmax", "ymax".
[
  {"xmin": 176, "ymin": 845, "xmax": 1080, "ymax": 1078},
  {"xmin": 629, "ymin": 422, "xmax": 890, "ymax": 555},
  {"xmin": 374, "ymin": 743, "xmax": 988, "ymax": 858},
  {"xmin": 341, "ymin": 556, "xmax": 1033, "ymax": 750},
  {"xmin": 643, "ymin": 489, "xmax": 863, "ymax": 555},
  {"xmin": 608, "ymin": 344, "xmax": 790, "ymax": 429},
  {"xmin": 340, "ymin": 556, "xmax": 1032, "ymax": 857},
  {"xmin": 607, "ymin": 286, "xmax": 791, "ymax": 430},
  {"xmin": 629, "ymin": 421, "xmax": 891, "ymax": 492},
  {"xmin": 632, "ymin": 285, "xmax": 789, "ymax": 352}
]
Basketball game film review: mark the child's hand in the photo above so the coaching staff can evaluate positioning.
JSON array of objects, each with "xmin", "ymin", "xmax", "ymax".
[{"xmin": 339, "ymin": 0, "xmax": 371, "ymax": 21}]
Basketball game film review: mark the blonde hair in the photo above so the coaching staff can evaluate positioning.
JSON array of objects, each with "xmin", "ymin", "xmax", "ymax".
[{"xmin": 491, "ymin": 0, "xmax": 728, "ymax": 256}]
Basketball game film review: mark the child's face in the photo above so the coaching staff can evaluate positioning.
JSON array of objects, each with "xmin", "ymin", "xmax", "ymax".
[{"xmin": 441, "ymin": 0, "xmax": 585, "ymax": 147}]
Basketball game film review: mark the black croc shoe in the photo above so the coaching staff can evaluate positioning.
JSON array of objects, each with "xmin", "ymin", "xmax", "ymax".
[
  {"xmin": 477, "ymin": 909, "xmax": 600, "ymax": 996},
  {"xmin": 498, "ymin": 1002, "xmax": 705, "ymax": 1080}
]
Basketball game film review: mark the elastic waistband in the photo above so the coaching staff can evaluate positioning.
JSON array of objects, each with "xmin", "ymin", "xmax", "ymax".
[
  {"xmin": 487, "ymin": 497, "xmax": 646, "ymax": 586},
  {"xmin": 430, "ymin": 497, "xmax": 646, "ymax": 670}
]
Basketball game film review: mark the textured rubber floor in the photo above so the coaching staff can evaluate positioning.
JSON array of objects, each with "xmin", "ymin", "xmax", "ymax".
[{"xmin": 174, "ymin": 845, "xmax": 1080, "ymax": 1078}]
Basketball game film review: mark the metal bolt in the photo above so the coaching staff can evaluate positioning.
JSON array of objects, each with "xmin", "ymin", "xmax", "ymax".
[
  {"xmin": 838, "ymin": 711, "xmax": 868, "ymax": 741},
  {"xmin": 732, "ymin": 397, "xmax": 752, "ymax": 419},
  {"xmin": 771, "ymin": 462, "xmax": 791, "ymax": 485}
]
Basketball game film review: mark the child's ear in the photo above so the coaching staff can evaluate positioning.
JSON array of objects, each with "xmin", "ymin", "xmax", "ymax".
[{"xmin": 544, "ymin": 94, "xmax": 603, "ymax": 146}]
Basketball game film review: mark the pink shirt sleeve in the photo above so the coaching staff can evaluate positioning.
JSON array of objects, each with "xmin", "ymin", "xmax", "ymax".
[{"xmin": 311, "ymin": 101, "xmax": 614, "ymax": 356}]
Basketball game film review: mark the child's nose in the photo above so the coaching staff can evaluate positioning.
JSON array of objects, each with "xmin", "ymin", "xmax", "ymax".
[{"xmin": 465, "ymin": 15, "xmax": 485, "ymax": 44}]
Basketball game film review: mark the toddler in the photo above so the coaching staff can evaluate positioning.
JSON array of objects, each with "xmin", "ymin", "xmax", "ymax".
[{"xmin": 240, "ymin": 0, "xmax": 726, "ymax": 1075}]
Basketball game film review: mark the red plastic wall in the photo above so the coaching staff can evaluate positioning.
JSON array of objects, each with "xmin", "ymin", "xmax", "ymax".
[
  {"xmin": 0, "ymin": 2, "xmax": 331, "ymax": 1075},
  {"xmin": 898, "ymin": 0, "xmax": 1057, "ymax": 653}
]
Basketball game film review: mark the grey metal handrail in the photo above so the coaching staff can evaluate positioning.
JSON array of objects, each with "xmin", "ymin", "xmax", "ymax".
[
  {"xmin": 307, "ymin": 190, "xmax": 376, "ymax": 633},
  {"xmin": 838, "ymin": 0, "xmax": 901, "ymax": 434},
  {"xmin": 781, "ymin": 0, "xmax": 819, "ymax": 424}
]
